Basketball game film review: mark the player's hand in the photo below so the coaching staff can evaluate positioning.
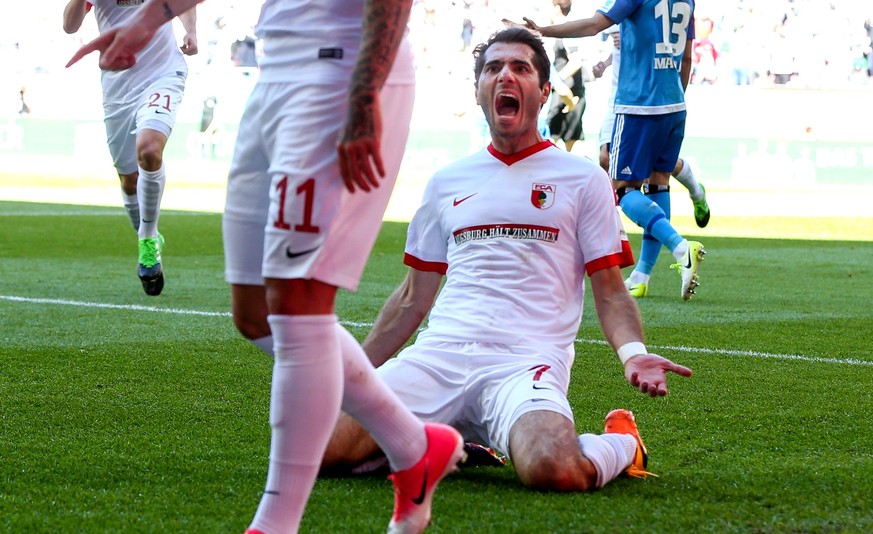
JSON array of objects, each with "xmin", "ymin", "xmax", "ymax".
[
  {"xmin": 337, "ymin": 90, "xmax": 384, "ymax": 193},
  {"xmin": 520, "ymin": 17, "xmax": 543, "ymax": 33},
  {"xmin": 181, "ymin": 34, "xmax": 198, "ymax": 56},
  {"xmin": 624, "ymin": 353, "xmax": 692, "ymax": 397},
  {"xmin": 66, "ymin": 23, "xmax": 155, "ymax": 70},
  {"xmin": 501, "ymin": 18, "xmax": 537, "ymax": 32},
  {"xmin": 592, "ymin": 61, "xmax": 607, "ymax": 79},
  {"xmin": 559, "ymin": 94, "xmax": 578, "ymax": 113}
]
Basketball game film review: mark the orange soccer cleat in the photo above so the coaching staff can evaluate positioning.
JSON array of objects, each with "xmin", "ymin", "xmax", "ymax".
[{"xmin": 603, "ymin": 409, "xmax": 656, "ymax": 478}]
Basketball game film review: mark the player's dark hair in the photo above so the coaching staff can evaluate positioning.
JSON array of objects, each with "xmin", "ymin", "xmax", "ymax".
[{"xmin": 472, "ymin": 27, "xmax": 551, "ymax": 88}]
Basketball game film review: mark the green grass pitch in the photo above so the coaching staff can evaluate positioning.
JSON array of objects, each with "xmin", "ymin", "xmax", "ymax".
[{"xmin": 1, "ymin": 200, "xmax": 871, "ymax": 533}]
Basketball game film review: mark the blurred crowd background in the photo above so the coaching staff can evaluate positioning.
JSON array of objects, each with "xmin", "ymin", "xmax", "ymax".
[
  {"xmin": 1, "ymin": 1, "xmax": 871, "ymax": 221},
  {"xmin": 3, "ymin": 0, "xmax": 873, "ymax": 120}
]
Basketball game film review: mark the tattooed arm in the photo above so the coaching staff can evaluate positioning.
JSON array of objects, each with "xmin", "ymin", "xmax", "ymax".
[
  {"xmin": 67, "ymin": 0, "xmax": 203, "ymax": 69},
  {"xmin": 337, "ymin": 0, "xmax": 414, "ymax": 193}
]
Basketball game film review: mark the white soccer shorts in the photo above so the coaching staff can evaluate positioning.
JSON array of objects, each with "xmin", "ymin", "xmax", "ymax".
[
  {"xmin": 376, "ymin": 340, "xmax": 575, "ymax": 460},
  {"xmin": 103, "ymin": 72, "xmax": 186, "ymax": 175},
  {"xmin": 223, "ymin": 79, "xmax": 415, "ymax": 291}
]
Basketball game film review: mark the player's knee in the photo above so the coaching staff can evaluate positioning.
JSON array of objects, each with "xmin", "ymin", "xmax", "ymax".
[
  {"xmin": 516, "ymin": 455, "xmax": 597, "ymax": 492},
  {"xmin": 615, "ymin": 184, "xmax": 642, "ymax": 203},
  {"xmin": 233, "ymin": 313, "xmax": 270, "ymax": 341},
  {"xmin": 136, "ymin": 142, "xmax": 164, "ymax": 171}
]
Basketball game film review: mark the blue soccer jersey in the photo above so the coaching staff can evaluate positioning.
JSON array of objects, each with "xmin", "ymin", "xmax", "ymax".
[{"xmin": 598, "ymin": 0, "xmax": 695, "ymax": 115}]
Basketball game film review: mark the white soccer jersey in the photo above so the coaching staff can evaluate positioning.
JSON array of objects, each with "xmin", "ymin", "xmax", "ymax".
[
  {"xmin": 253, "ymin": 0, "xmax": 414, "ymax": 85},
  {"xmin": 406, "ymin": 141, "xmax": 633, "ymax": 349},
  {"xmin": 88, "ymin": 0, "xmax": 188, "ymax": 104}
]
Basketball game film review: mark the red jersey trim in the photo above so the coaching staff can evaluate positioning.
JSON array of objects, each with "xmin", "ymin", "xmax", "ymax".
[
  {"xmin": 404, "ymin": 253, "xmax": 448, "ymax": 275},
  {"xmin": 584, "ymin": 240, "xmax": 635, "ymax": 276},
  {"xmin": 487, "ymin": 140, "xmax": 554, "ymax": 165}
]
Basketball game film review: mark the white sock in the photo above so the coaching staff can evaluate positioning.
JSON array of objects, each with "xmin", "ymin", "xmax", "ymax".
[
  {"xmin": 628, "ymin": 270, "xmax": 650, "ymax": 285},
  {"xmin": 248, "ymin": 314, "xmax": 343, "ymax": 534},
  {"xmin": 336, "ymin": 325, "xmax": 426, "ymax": 472},
  {"xmin": 251, "ymin": 335, "xmax": 274, "ymax": 358},
  {"xmin": 673, "ymin": 159, "xmax": 703, "ymax": 201},
  {"xmin": 121, "ymin": 190, "xmax": 140, "ymax": 231},
  {"xmin": 672, "ymin": 238, "xmax": 689, "ymax": 261},
  {"xmin": 577, "ymin": 433, "xmax": 636, "ymax": 488},
  {"xmin": 137, "ymin": 165, "xmax": 166, "ymax": 239}
]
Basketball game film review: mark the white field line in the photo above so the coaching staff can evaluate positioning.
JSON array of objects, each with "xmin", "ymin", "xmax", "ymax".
[
  {"xmin": 0, "ymin": 210, "xmax": 211, "ymax": 217},
  {"xmin": 3, "ymin": 295, "xmax": 871, "ymax": 367}
]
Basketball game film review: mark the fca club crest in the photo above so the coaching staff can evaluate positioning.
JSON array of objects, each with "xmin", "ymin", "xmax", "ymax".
[{"xmin": 530, "ymin": 183, "xmax": 556, "ymax": 209}]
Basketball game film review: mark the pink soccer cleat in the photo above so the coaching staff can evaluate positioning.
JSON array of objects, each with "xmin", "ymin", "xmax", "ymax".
[{"xmin": 387, "ymin": 423, "xmax": 465, "ymax": 533}]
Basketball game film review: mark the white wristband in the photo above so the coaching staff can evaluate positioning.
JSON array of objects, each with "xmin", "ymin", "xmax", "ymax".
[{"xmin": 616, "ymin": 342, "xmax": 647, "ymax": 365}]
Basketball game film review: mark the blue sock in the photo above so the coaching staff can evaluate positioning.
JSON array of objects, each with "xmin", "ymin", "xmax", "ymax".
[
  {"xmin": 619, "ymin": 189, "xmax": 684, "ymax": 254},
  {"xmin": 637, "ymin": 233, "xmax": 660, "ymax": 275}
]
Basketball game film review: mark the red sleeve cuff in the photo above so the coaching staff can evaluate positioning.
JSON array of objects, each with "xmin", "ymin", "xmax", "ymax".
[
  {"xmin": 404, "ymin": 253, "xmax": 448, "ymax": 275},
  {"xmin": 584, "ymin": 241, "xmax": 635, "ymax": 276}
]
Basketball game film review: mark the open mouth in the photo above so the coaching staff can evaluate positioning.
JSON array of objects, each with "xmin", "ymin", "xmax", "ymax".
[{"xmin": 495, "ymin": 92, "xmax": 520, "ymax": 117}]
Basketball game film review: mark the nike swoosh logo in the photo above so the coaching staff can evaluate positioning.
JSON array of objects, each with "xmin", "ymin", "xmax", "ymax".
[
  {"xmin": 453, "ymin": 193, "xmax": 477, "ymax": 206},
  {"xmin": 264, "ymin": 490, "xmax": 280, "ymax": 495},
  {"xmin": 411, "ymin": 460, "xmax": 428, "ymax": 505},
  {"xmin": 683, "ymin": 254, "xmax": 692, "ymax": 269},
  {"xmin": 532, "ymin": 384, "xmax": 550, "ymax": 390},
  {"xmin": 286, "ymin": 246, "xmax": 319, "ymax": 259}
]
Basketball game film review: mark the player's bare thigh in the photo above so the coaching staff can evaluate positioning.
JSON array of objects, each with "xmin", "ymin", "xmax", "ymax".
[
  {"xmin": 509, "ymin": 410, "xmax": 597, "ymax": 491},
  {"xmin": 321, "ymin": 412, "xmax": 381, "ymax": 474}
]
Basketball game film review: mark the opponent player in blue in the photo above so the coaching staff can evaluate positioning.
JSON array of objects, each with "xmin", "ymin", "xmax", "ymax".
[{"xmin": 512, "ymin": 0, "xmax": 706, "ymax": 300}]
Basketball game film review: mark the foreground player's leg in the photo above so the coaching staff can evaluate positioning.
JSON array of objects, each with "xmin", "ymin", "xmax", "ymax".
[
  {"xmin": 247, "ymin": 314, "xmax": 344, "ymax": 534},
  {"xmin": 336, "ymin": 326, "xmax": 463, "ymax": 533},
  {"xmin": 336, "ymin": 325, "xmax": 428, "ymax": 470}
]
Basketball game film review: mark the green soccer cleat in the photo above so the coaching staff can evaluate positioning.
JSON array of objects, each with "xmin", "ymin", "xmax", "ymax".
[
  {"xmin": 137, "ymin": 233, "xmax": 164, "ymax": 296},
  {"xmin": 671, "ymin": 241, "xmax": 705, "ymax": 300},
  {"xmin": 624, "ymin": 278, "xmax": 649, "ymax": 298},
  {"xmin": 692, "ymin": 184, "xmax": 711, "ymax": 228}
]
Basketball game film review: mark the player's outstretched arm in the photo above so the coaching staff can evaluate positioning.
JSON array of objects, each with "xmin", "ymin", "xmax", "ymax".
[
  {"xmin": 66, "ymin": 0, "xmax": 203, "ymax": 70},
  {"xmin": 510, "ymin": 12, "xmax": 614, "ymax": 39},
  {"xmin": 589, "ymin": 266, "xmax": 692, "ymax": 396},
  {"xmin": 337, "ymin": 0, "xmax": 413, "ymax": 193}
]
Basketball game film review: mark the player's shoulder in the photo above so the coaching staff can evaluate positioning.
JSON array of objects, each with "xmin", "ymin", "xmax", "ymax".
[{"xmin": 542, "ymin": 146, "xmax": 605, "ymax": 175}]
